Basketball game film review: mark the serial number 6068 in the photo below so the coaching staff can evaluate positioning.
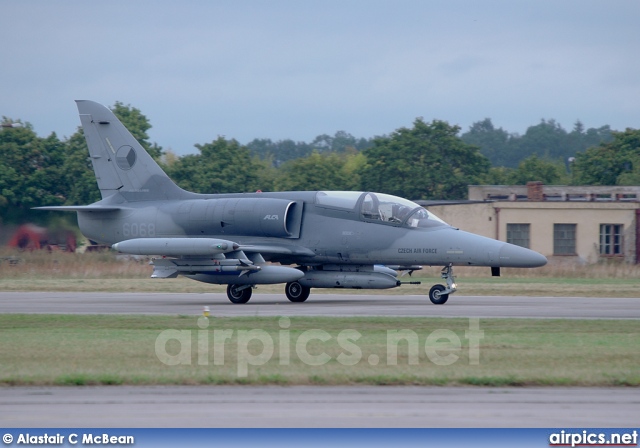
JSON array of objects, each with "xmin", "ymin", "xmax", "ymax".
[{"xmin": 122, "ymin": 222, "xmax": 156, "ymax": 237}]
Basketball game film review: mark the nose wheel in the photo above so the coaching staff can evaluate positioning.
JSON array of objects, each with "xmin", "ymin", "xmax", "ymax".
[{"xmin": 428, "ymin": 264, "xmax": 457, "ymax": 305}]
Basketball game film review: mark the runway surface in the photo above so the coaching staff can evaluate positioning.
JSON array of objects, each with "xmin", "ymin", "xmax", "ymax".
[
  {"xmin": 2, "ymin": 292, "xmax": 638, "ymax": 428},
  {"xmin": 2, "ymin": 386, "xmax": 638, "ymax": 428},
  {"xmin": 1, "ymin": 291, "xmax": 639, "ymax": 319}
]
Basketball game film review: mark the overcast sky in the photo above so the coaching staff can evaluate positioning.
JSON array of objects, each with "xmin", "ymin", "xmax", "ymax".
[{"xmin": 2, "ymin": 1, "xmax": 639, "ymax": 155}]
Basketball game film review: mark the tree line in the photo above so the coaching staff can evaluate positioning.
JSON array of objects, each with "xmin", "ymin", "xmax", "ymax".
[{"xmin": 1, "ymin": 102, "xmax": 638, "ymax": 226}]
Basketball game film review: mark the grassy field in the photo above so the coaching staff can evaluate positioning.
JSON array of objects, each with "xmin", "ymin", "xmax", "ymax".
[
  {"xmin": 0, "ymin": 315, "xmax": 638, "ymax": 387},
  {"xmin": 1, "ymin": 251, "xmax": 638, "ymax": 387},
  {"xmin": 1, "ymin": 250, "xmax": 639, "ymax": 296}
]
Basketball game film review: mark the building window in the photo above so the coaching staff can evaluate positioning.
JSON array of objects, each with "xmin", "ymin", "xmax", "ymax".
[
  {"xmin": 554, "ymin": 224, "xmax": 576, "ymax": 255},
  {"xmin": 507, "ymin": 224, "xmax": 530, "ymax": 248},
  {"xmin": 600, "ymin": 224, "xmax": 623, "ymax": 256}
]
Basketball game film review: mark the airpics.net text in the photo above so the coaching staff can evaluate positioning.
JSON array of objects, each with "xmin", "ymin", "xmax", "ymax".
[{"xmin": 155, "ymin": 317, "xmax": 484, "ymax": 377}]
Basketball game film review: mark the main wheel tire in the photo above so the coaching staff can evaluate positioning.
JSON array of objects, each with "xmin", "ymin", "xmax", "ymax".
[
  {"xmin": 429, "ymin": 284, "xmax": 449, "ymax": 305},
  {"xmin": 285, "ymin": 281, "xmax": 310, "ymax": 302},
  {"xmin": 227, "ymin": 284, "xmax": 252, "ymax": 304}
]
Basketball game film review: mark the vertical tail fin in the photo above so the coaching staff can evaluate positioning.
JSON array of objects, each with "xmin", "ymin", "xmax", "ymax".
[{"xmin": 76, "ymin": 100, "xmax": 188, "ymax": 201}]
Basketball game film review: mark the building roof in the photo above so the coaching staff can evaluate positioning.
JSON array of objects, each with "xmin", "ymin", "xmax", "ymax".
[{"xmin": 468, "ymin": 184, "xmax": 640, "ymax": 203}]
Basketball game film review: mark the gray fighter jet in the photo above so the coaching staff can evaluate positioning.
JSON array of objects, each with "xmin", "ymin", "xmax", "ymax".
[{"xmin": 37, "ymin": 101, "xmax": 547, "ymax": 304}]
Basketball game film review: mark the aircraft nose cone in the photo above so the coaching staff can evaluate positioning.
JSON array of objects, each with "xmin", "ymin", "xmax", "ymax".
[{"xmin": 498, "ymin": 244, "xmax": 547, "ymax": 267}]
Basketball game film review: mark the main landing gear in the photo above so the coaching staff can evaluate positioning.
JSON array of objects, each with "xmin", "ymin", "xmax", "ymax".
[
  {"xmin": 227, "ymin": 284, "xmax": 252, "ymax": 304},
  {"xmin": 226, "ymin": 282, "xmax": 311, "ymax": 304},
  {"xmin": 285, "ymin": 281, "xmax": 311, "ymax": 302},
  {"xmin": 225, "ymin": 266, "xmax": 458, "ymax": 305},
  {"xmin": 226, "ymin": 282, "xmax": 312, "ymax": 304},
  {"xmin": 428, "ymin": 264, "xmax": 457, "ymax": 305}
]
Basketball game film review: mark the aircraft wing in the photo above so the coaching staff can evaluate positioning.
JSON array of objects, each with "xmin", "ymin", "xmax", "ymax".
[
  {"xmin": 108, "ymin": 239, "xmax": 315, "ymax": 284},
  {"xmin": 111, "ymin": 238, "xmax": 315, "ymax": 259}
]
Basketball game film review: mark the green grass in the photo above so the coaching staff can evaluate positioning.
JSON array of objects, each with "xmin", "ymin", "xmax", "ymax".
[{"xmin": 1, "ymin": 315, "xmax": 638, "ymax": 387}]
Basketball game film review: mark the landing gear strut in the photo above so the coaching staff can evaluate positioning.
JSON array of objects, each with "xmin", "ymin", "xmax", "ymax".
[{"xmin": 428, "ymin": 264, "xmax": 457, "ymax": 305}]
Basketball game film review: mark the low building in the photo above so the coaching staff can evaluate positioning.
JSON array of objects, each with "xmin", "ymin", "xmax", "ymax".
[{"xmin": 424, "ymin": 183, "xmax": 640, "ymax": 264}]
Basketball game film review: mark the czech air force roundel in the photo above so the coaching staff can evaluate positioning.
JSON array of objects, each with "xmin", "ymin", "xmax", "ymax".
[{"xmin": 116, "ymin": 145, "xmax": 137, "ymax": 170}]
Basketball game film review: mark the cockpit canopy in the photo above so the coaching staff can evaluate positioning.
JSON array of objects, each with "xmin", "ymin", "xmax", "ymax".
[{"xmin": 315, "ymin": 191, "xmax": 448, "ymax": 228}]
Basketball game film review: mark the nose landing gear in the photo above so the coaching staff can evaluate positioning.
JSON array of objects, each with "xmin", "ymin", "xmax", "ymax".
[{"xmin": 428, "ymin": 264, "xmax": 457, "ymax": 305}]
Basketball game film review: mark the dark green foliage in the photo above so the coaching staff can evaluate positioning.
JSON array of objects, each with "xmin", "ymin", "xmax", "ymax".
[
  {"xmin": 0, "ymin": 120, "xmax": 67, "ymax": 223},
  {"xmin": 359, "ymin": 118, "xmax": 491, "ymax": 200},
  {"xmin": 310, "ymin": 131, "xmax": 373, "ymax": 154},
  {"xmin": 247, "ymin": 131, "xmax": 373, "ymax": 167},
  {"xmin": 506, "ymin": 154, "xmax": 569, "ymax": 185},
  {"xmin": 274, "ymin": 151, "xmax": 365, "ymax": 191},
  {"xmin": 461, "ymin": 118, "xmax": 613, "ymax": 168},
  {"xmin": 167, "ymin": 137, "xmax": 273, "ymax": 193},
  {"xmin": 572, "ymin": 128, "xmax": 640, "ymax": 185},
  {"xmin": 247, "ymin": 138, "xmax": 312, "ymax": 166},
  {"xmin": 460, "ymin": 118, "xmax": 513, "ymax": 167}
]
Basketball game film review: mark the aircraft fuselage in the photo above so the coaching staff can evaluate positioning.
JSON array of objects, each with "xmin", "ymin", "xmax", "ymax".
[{"xmin": 78, "ymin": 191, "xmax": 545, "ymax": 269}]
